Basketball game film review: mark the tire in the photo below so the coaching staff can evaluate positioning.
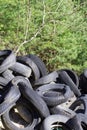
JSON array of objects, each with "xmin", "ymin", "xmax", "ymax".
[
  {"xmin": 16, "ymin": 101, "xmax": 33, "ymax": 123},
  {"xmin": 0, "ymin": 76, "xmax": 9, "ymax": 86},
  {"xmin": 41, "ymin": 114, "xmax": 71, "ymax": 130},
  {"xmin": 0, "ymin": 77, "xmax": 11, "ymax": 103},
  {"xmin": 16, "ymin": 97, "xmax": 41, "ymax": 124},
  {"xmin": 77, "ymin": 113, "xmax": 87, "ymax": 126},
  {"xmin": 59, "ymin": 71, "xmax": 81, "ymax": 96},
  {"xmin": 50, "ymin": 105, "xmax": 76, "ymax": 118},
  {"xmin": 11, "ymin": 76, "xmax": 50, "ymax": 118},
  {"xmin": 26, "ymin": 54, "xmax": 48, "ymax": 77},
  {"xmin": 83, "ymin": 69, "xmax": 87, "ymax": 78},
  {"xmin": 79, "ymin": 71, "xmax": 87, "ymax": 94},
  {"xmin": 66, "ymin": 115, "xmax": 83, "ymax": 130},
  {"xmin": 58, "ymin": 69, "xmax": 79, "ymax": 87},
  {"xmin": 0, "ymin": 50, "xmax": 16, "ymax": 73},
  {"xmin": 1, "ymin": 104, "xmax": 40, "ymax": 130},
  {"xmin": 0, "ymin": 85, "xmax": 21, "ymax": 116},
  {"xmin": 36, "ymin": 83, "xmax": 73, "ymax": 106},
  {"xmin": 69, "ymin": 95, "xmax": 87, "ymax": 114},
  {"xmin": 10, "ymin": 62, "xmax": 32, "ymax": 77},
  {"xmin": 11, "ymin": 76, "xmax": 32, "ymax": 89},
  {"xmin": 34, "ymin": 71, "xmax": 58, "ymax": 86},
  {"xmin": 19, "ymin": 85, "xmax": 50, "ymax": 118},
  {"xmin": 17, "ymin": 56, "xmax": 40, "ymax": 81},
  {"xmin": 2, "ymin": 69, "xmax": 14, "ymax": 81}
]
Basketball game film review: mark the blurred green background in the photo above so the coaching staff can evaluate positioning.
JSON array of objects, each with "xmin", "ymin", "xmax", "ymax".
[{"xmin": 0, "ymin": 0, "xmax": 87, "ymax": 73}]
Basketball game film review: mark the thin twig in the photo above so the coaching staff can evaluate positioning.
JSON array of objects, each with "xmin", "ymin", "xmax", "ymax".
[
  {"xmin": 15, "ymin": 24, "xmax": 44, "ymax": 54},
  {"xmin": 23, "ymin": 0, "xmax": 27, "ymax": 40},
  {"xmin": 42, "ymin": 0, "xmax": 46, "ymax": 25},
  {"xmin": 24, "ymin": 0, "xmax": 31, "ymax": 41}
]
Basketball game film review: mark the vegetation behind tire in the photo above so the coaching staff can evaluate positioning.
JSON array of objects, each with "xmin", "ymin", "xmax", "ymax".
[{"xmin": 0, "ymin": 0, "xmax": 87, "ymax": 73}]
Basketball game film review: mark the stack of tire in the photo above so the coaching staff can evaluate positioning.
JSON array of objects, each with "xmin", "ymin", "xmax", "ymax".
[{"xmin": 0, "ymin": 49, "xmax": 87, "ymax": 130}]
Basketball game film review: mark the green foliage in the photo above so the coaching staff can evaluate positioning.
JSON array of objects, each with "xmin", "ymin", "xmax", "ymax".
[{"xmin": 0, "ymin": 0, "xmax": 87, "ymax": 73}]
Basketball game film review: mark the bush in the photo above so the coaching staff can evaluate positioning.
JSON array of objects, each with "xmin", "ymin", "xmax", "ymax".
[{"xmin": 0, "ymin": 0, "xmax": 87, "ymax": 73}]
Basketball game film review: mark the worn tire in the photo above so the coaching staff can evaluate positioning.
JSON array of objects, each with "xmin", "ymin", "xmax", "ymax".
[
  {"xmin": 26, "ymin": 54, "xmax": 48, "ymax": 77},
  {"xmin": 0, "ymin": 50, "xmax": 16, "ymax": 73},
  {"xmin": 59, "ymin": 71, "xmax": 81, "ymax": 96},
  {"xmin": 34, "ymin": 71, "xmax": 58, "ymax": 86},
  {"xmin": 41, "ymin": 114, "xmax": 72, "ymax": 130},
  {"xmin": 36, "ymin": 83, "xmax": 73, "ymax": 106},
  {"xmin": 17, "ymin": 56, "xmax": 40, "ymax": 81},
  {"xmin": 0, "ymin": 85, "xmax": 21, "ymax": 116},
  {"xmin": 1, "ymin": 104, "xmax": 40, "ymax": 130},
  {"xmin": 11, "ymin": 76, "xmax": 50, "ymax": 118},
  {"xmin": 10, "ymin": 62, "xmax": 32, "ymax": 77}
]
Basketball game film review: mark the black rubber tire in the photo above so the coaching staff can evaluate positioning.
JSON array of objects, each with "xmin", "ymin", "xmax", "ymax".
[
  {"xmin": 16, "ymin": 97, "xmax": 41, "ymax": 123},
  {"xmin": 2, "ymin": 69, "xmax": 14, "ymax": 81},
  {"xmin": 34, "ymin": 71, "xmax": 58, "ymax": 86},
  {"xmin": 1, "ymin": 103, "xmax": 40, "ymax": 130},
  {"xmin": 26, "ymin": 54, "xmax": 48, "ymax": 77},
  {"xmin": 11, "ymin": 76, "xmax": 50, "ymax": 118},
  {"xmin": 69, "ymin": 95, "xmax": 87, "ymax": 114},
  {"xmin": 10, "ymin": 62, "xmax": 32, "ymax": 77},
  {"xmin": 41, "ymin": 114, "xmax": 71, "ymax": 130},
  {"xmin": 58, "ymin": 69, "xmax": 79, "ymax": 87},
  {"xmin": 66, "ymin": 115, "xmax": 83, "ymax": 130},
  {"xmin": 36, "ymin": 83, "xmax": 73, "ymax": 106},
  {"xmin": 0, "ymin": 50, "xmax": 16, "ymax": 73},
  {"xmin": 17, "ymin": 56, "xmax": 40, "ymax": 81},
  {"xmin": 0, "ymin": 85, "xmax": 21, "ymax": 116},
  {"xmin": 11, "ymin": 76, "xmax": 32, "ymax": 89},
  {"xmin": 50, "ymin": 105, "xmax": 76, "ymax": 118},
  {"xmin": 77, "ymin": 113, "xmax": 87, "ymax": 129},
  {"xmin": 83, "ymin": 69, "xmax": 87, "ymax": 78},
  {"xmin": 19, "ymin": 85, "xmax": 50, "ymax": 118},
  {"xmin": 0, "ymin": 76, "xmax": 9, "ymax": 86},
  {"xmin": 79, "ymin": 71, "xmax": 87, "ymax": 94},
  {"xmin": 59, "ymin": 71, "xmax": 81, "ymax": 96},
  {"xmin": 0, "ymin": 77, "xmax": 11, "ymax": 103},
  {"xmin": 16, "ymin": 101, "xmax": 33, "ymax": 123}
]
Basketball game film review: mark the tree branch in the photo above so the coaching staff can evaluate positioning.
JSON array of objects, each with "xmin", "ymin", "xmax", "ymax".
[{"xmin": 15, "ymin": 0, "xmax": 46, "ymax": 54}]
